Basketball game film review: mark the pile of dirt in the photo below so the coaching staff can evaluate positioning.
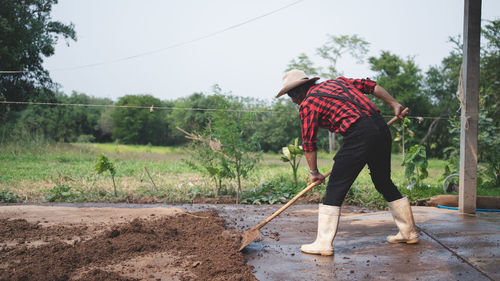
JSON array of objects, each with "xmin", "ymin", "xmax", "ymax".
[{"xmin": 0, "ymin": 211, "xmax": 256, "ymax": 281}]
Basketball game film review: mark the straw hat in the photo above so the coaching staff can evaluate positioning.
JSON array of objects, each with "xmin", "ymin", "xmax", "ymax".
[{"xmin": 276, "ymin": 69, "xmax": 320, "ymax": 98}]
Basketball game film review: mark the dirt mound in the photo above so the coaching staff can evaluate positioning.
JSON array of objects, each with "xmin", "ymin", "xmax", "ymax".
[{"xmin": 0, "ymin": 211, "xmax": 256, "ymax": 281}]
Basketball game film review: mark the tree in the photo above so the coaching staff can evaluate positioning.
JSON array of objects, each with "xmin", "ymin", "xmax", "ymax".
[
  {"xmin": 0, "ymin": 0, "xmax": 76, "ymax": 120},
  {"xmin": 286, "ymin": 34, "xmax": 370, "ymax": 80},
  {"xmin": 442, "ymin": 19, "xmax": 500, "ymax": 187},
  {"xmin": 421, "ymin": 37, "xmax": 462, "ymax": 157},
  {"xmin": 316, "ymin": 34, "xmax": 369, "ymax": 79},
  {"xmin": 256, "ymin": 99, "xmax": 300, "ymax": 152},
  {"xmin": 286, "ymin": 53, "xmax": 321, "ymax": 76},
  {"xmin": 207, "ymin": 94, "xmax": 262, "ymax": 203},
  {"xmin": 5, "ymin": 91, "xmax": 112, "ymax": 142},
  {"xmin": 167, "ymin": 86, "xmax": 237, "ymax": 145},
  {"xmin": 112, "ymin": 95, "xmax": 168, "ymax": 145}
]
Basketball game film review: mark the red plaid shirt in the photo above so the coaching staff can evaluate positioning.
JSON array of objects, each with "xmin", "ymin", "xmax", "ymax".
[{"xmin": 300, "ymin": 77, "xmax": 379, "ymax": 152}]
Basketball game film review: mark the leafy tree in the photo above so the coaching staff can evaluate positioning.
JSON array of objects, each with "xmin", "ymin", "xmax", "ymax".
[
  {"xmin": 112, "ymin": 95, "xmax": 168, "ymax": 145},
  {"xmin": 167, "ymin": 91, "xmax": 222, "ymax": 145},
  {"xmin": 441, "ymin": 19, "xmax": 500, "ymax": 187},
  {"xmin": 316, "ymin": 34, "xmax": 369, "ymax": 79},
  {"xmin": 207, "ymin": 94, "xmax": 262, "ymax": 203},
  {"xmin": 421, "ymin": 38, "xmax": 462, "ymax": 156},
  {"xmin": 184, "ymin": 132, "xmax": 232, "ymax": 197},
  {"xmin": 256, "ymin": 99, "xmax": 300, "ymax": 152},
  {"xmin": 286, "ymin": 34, "xmax": 370, "ymax": 80},
  {"xmin": 5, "ymin": 91, "xmax": 112, "ymax": 142},
  {"xmin": 0, "ymin": 0, "xmax": 76, "ymax": 120},
  {"xmin": 286, "ymin": 53, "xmax": 321, "ymax": 76}
]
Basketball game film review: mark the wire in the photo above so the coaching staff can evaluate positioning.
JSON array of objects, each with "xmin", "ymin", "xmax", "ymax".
[
  {"xmin": 0, "ymin": 0, "xmax": 304, "ymax": 73},
  {"xmin": 0, "ymin": 100, "xmax": 452, "ymax": 119}
]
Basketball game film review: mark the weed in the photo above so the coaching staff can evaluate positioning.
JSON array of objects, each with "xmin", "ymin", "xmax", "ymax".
[
  {"xmin": 44, "ymin": 185, "xmax": 75, "ymax": 202},
  {"xmin": 240, "ymin": 175, "xmax": 304, "ymax": 204},
  {"xmin": 0, "ymin": 189, "xmax": 19, "ymax": 203}
]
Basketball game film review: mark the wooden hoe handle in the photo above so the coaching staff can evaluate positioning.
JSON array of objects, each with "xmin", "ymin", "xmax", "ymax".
[
  {"xmin": 254, "ymin": 169, "xmax": 332, "ymax": 230},
  {"xmin": 387, "ymin": 108, "xmax": 409, "ymax": 126}
]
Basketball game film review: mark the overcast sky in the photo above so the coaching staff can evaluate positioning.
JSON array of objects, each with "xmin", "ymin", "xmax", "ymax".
[{"xmin": 42, "ymin": 0, "xmax": 500, "ymax": 103}]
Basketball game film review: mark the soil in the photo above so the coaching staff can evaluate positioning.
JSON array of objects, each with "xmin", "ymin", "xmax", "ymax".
[{"xmin": 0, "ymin": 207, "xmax": 256, "ymax": 281}]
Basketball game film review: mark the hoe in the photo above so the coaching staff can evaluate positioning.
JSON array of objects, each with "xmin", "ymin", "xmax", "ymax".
[{"xmin": 239, "ymin": 108, "xmax": 409, "ymax": 251}]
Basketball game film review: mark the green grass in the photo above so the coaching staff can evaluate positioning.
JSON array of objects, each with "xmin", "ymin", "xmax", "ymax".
[{"xmin": 0, "ymin": 142, "xmax": 498, "ymax": 208}]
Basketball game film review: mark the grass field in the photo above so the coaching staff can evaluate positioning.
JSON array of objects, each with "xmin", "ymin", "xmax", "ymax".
[{"xmin": 0, "ymin": 142, "xmax": 497, "ymax": 209}]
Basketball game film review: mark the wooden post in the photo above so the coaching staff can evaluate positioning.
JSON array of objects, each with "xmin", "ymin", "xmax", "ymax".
[
  {"xmin": 459, "ymin": 0, "xmax": 481, "ymax": 214},
  {"xmin": 328, "ymin": 132, "xmax": 335, "ymax": 153}
]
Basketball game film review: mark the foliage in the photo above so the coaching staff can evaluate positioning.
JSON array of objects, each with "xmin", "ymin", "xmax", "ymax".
[
  {"xmin": 287, "ymin": 34, "xmax": 369, "ymax": 80},
  {"xmin": 240, "ymin": 175, "xmax": 302, "ymax": 205},
  {"xmin": 167, "ymin": 91, "xmax": 227, "ymax": 145},
  {"xmin": 344, "ymin": 185, "xmax": 387, "ymax": 210},
  {"xmin": 402, "ymin": 144, "xmax": 428, "ymax": 188},
  {"xmin": 1, "ymin": 91, "xmax": 113, "ymax": 143},
  {"xmin": 44, "ymin": 184, "xmax": 74, "ymax": 202},
  {"xmin": 112, "ymin": 95, "xmax": 168, "ymax": 145},
  {"xmin": 0, "ymin": 189, "xmax": 19, "ymax": 203},
  {"xmin": 393, "ymin": 117, "xmax": 415, "ymax": 155},
  {"xmin": 440, "ymin": 20, "xmax": 500, "ymax": 188},
  {"xmin": 206, "ymin": 92, "xmax": 262, "ymax": 203},
  {"xmin": 184, "ymin": 135, "xmax": 232, "ymax": 197},
  {"xmin": 94, "ymin": 154, "xmax": 117, "ymax": 196},
  {"xmin": 0, "ymin": 0, "xmax": 76, "ymax": 120},
  {"xmin": 256, "ymin": 99, "xmax": 300, "ymax": 152},
  {"xmin": 280, "ymin": 138, "xmax": 304, "ymax": 188},
  {"xmin": 316, "ymin": 34, "xmax": 370, "ymax": 79}
]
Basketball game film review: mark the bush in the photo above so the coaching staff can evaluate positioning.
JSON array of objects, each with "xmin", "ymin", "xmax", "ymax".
[
  {"xmin": 76, "ymin": 134, "xmax": 96, "ymax": 143},
  {"xmin": 44, "ymin": 185, "xmax": 75, "ymax": 202},
  {"xmin": 0, "ymin": 189, "xmax": 19, "ymax": 203},
  {"xmin": 240, "ymin": 175, "xmax": 303, "ymax": 204}
]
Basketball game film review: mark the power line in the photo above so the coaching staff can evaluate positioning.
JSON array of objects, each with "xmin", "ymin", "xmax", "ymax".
[
  {"xmin": 0, "ymin": 100, "xmax": 452, "ymax": 120},
  {"xmin": 0, "ymin": 0, "xmax": 304, "ymax": 73}
]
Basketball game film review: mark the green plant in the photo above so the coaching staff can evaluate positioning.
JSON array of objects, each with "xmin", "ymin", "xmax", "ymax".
[
  {"xmin": 94, "ymin": 154, "xmax": 117, "ymax": 196},
  {"xmin": 183, "ymin": 134, "xmax": 231, "ymax": 197},
  {"xmin": 402, "ymin": 144, "xmax": 428, "ymax": 188},
  {"xmin": 240, "ymin": 175, "xmax": 302, "ymax": 204},
  {"xmin": 207, "ymin": 91, "xmax": 262, "ymax": 203},
  {"xmin": 0, "ymin": 189, "xmax": 19, "ymax": 203},
  {"xmin": 44, "ymin": 185, "xmax": 74, "ymax": 202},
  {"xmin": 280, "ymin": 138, "xmax": 304, "ymax": 188},
  {"xmin": 393, "ymin": 117, "xmax": 415, "ymax": 158}
]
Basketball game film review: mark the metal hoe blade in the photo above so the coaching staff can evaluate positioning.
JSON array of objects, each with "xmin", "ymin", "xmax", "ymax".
[{"xmin": 239, "ymin": 227, "xmax": 261, "ymax": 251}]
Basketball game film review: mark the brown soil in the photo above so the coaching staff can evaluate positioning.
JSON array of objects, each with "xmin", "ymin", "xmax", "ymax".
[{"xmin": 0, "ymin": 210, "xmax": 256, "ymax": 281}]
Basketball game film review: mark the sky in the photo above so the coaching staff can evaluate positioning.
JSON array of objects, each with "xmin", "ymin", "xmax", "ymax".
[{"xmin": 42, "ymin": 0, "xmax": 500, "ymax": 103}]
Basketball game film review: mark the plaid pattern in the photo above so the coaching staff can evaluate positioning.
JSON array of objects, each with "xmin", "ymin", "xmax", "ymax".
[{"xmin": 299, "ymin": 77, "xmax": 379, "ymax": 152}]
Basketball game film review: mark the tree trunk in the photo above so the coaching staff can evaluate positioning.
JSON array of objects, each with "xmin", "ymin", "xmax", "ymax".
[{"xmin": 419, "ymin": 116, "xmax": 442, "ymax": 145}]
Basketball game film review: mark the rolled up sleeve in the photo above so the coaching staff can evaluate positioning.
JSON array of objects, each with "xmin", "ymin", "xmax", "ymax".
[
  {"xmin": 299, "ymin": 103, "xmax": 319, "ymax": 152},
  {"xmin": 343, "ymin": 77, "xmax": 376, "ymax": 95}
]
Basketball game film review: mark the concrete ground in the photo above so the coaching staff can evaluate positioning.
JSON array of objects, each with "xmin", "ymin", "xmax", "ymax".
[
  {"xmin": 211, "ymin": 204, "xmax": 499, "ymax": 281},
  {"xmin": 2, "ymin": 203, "xmax": 498, "ymax": 280}
]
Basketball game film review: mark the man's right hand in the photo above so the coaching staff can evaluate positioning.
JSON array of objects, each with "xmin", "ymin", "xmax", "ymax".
[
  {"xmin": 311, "ymin": 173, "xmax": 325, "ymax": 184},
  {"xmin": 393, "ymin": 103, "xmax": 408, "ymax": 120}
]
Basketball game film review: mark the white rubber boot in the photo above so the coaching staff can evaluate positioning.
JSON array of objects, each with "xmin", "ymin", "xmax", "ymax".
[
  {"xmin": 387, "ymin": 197, "xmax": 419, "ymax": 244},
  {"xmin": 301, "ymin": 204, "xmax": 340, "ymax": 256}
]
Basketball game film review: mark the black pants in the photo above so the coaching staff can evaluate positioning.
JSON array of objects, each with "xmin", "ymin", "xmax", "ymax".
[{"xmin": 322, "ymin": 114, "xmax": 402, "ymax": 206}]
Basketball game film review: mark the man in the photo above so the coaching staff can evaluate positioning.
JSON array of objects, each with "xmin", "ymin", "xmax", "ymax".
[{"xmin": 276, "ymin": 69, "xmax": 418, "ymax": 256}]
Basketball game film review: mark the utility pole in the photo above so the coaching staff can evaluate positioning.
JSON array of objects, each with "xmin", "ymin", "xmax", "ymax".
[{"xmin": 459, "ymin": 0, "xmax": 481, "ymax": 214}]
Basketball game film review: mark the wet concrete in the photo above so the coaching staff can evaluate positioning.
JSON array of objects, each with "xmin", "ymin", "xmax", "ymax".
[
  {"xmin": 5, "ymin": 203, "xmax": 499, "ymax": 280},
  {"xmin": 193, "ymin": 204, "xmax": 499, "ymax": 281}
]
